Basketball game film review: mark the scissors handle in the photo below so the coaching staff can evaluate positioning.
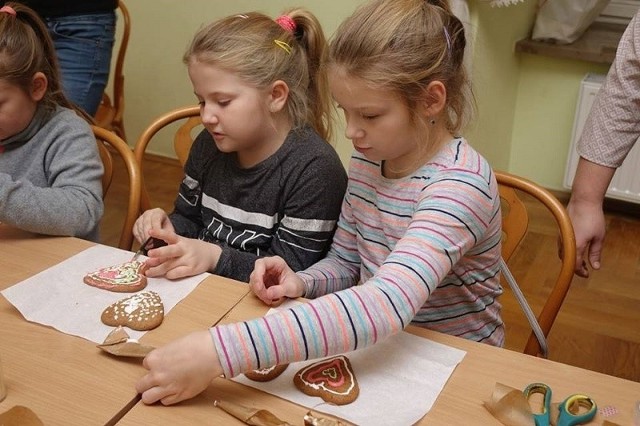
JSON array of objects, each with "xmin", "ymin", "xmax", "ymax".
[
  {"xmin": 557, "ymin": 394, "xmax": 597, "ymax": 426},
  {"xmin": 523, "ymin": 383, "xmax": 552, "ymax": 426}
]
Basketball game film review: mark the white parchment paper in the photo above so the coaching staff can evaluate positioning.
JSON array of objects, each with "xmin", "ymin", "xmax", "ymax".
[
  {"xmin": 1, "ymin": 244, "xmax": 208, "ymax": 343},
  {"xmin": 233, "ymin": 302, "xmax": 466, "ymax": 425}
]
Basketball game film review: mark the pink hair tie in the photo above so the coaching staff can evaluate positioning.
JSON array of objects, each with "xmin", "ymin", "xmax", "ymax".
[
  {"xmin": 275, "ymin": 15, "xmax": 296, "ymax": 34},
  {"xmin": 0, "ymin": 5, "xmax": 17, "ymax": 16}
]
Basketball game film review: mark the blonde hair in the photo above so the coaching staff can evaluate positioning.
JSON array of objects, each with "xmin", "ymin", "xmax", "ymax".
[
  {"xmin": 184, "ymin": 9, "xmax": 333, "ymax": 142},
  {"xmin": 328, "ymin": 0, "xmax": 473, "ymax": 134},
  {"xmin": 0, "ymin": 2, "xmax": 91, "ymax": 121}
]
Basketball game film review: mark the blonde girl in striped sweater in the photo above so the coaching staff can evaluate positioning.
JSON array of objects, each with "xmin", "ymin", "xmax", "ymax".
[{"xmin": 136, "ymin": 0, "xmax": 503, "ymax": 405}]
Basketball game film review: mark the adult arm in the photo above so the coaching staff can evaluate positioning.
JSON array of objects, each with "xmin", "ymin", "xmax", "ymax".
[
  {"xmin": 567, "ymin": 11, "xmax": 640, "ymax": 275},
  {"xmin": 566, "ymin": 158, "xmax": 615, "ymax": 277}
]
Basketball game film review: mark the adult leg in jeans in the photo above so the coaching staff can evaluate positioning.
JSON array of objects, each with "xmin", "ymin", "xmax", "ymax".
[{"xmin": 45, "ymin": 12, "xmax": 116, "ymax": 116}]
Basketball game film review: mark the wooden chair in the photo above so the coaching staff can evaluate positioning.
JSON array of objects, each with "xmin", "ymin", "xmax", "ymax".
[
  {"xmin": 496, "ymin": 171, "xmax": 576, "ymax": 358},
  {"xmin": 133, "ymin": 105, "xmax": 201, "ymax": 212},
  {"xmin": 94, "ymin": 125, "xmax": 141, "ymax": 250},
  {"xmin": 94, "ymin": 0, "xmax": 130, "ymax": 140}
]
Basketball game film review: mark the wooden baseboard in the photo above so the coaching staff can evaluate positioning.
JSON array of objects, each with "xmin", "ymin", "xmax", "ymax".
[
  {"xmin": 548, "ymin": 189, "xmax": 570, "ymax": 205},
  {"xmin": 603, "ymin": 196, "xmax": 640, "ymax": 217},
  {"xmin": 548, "ymin": 188, "xmax": 640, "ymax": 217},
  {"xmin": 142, "ymin": 152, "xmax": 181, "ymax": 167},
  {"xmin": 136, "ymin": 155, "xmax": 640, "ymax": 217}
]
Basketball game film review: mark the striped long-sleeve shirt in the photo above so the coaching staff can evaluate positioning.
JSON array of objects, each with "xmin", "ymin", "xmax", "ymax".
[{"xmin": 211, "ymin": 137, "xmax": 503, "ymax": 377}]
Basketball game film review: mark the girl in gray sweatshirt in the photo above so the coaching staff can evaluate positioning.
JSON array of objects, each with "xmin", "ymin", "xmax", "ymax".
[{"xmin": 0, "ymin": 2, "xmax": 103, "ymax": 241}]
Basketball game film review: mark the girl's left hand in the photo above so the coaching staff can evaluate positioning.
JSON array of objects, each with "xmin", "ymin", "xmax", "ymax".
[
  {"xmin": 135, "ymin": 330, "xmax": 222, "ymax": 405},
  {"xmin": 249, "ymin": 256, "xmax": 305, "ymax": 305},
  {"xmin": 144, "ymin": 228, "xmax": 221, "ymax": 279}
]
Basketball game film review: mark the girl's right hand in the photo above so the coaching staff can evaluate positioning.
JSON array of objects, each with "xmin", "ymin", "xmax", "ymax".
[
  {"xmin": 249, "ymin": 256, "xmax": 305, "ymax": 305},
  {"xmin": 133, "ymin": 208, "xmax": 175, "ymax": 244},
  {"xmin": 136, "ymin": 330, "xmax": 221, "ymax": 405}
]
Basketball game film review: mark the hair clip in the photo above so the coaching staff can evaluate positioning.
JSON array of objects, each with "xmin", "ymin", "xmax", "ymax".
[
  {"xmin": 235, "ymin": 14, "xmax": 248, "ymax": 19},
  {"xmin": 443, "ymin": 27, "xmax": 452, "ymax": 55},
  {"xmin": 274, "ymin": 39, "xmax": 292, "ymax": 54},
  {"xmin": 275, "ymin": 15, "xmax": 296, "ymax": 34},
  {"xmin": 0, "ymin": 5, "xmax": 17, "ymax": 16}
]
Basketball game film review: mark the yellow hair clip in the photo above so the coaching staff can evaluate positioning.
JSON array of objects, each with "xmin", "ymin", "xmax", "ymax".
[{"xmin": 273, "ymin": 39, "xmax": 292, "ymax": 54}]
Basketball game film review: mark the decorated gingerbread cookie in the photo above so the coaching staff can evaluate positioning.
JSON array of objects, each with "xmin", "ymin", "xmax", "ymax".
[
  {"xmin": 84, "ymin": 260, "xmax": 148, "ymax": 292},
  {"xmin": 244, "ymin": 364, "xmax": 289, "ymax": 382},
  {"xmin": 293, "ymin": 355, "xmax": 359, "ymax": 405},
  {"xmin": 101, "ymin": 291, "xmax": 164, "ymax": 331}
]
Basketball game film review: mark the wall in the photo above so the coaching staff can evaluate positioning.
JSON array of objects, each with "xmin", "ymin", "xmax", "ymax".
[
  {"xmin": 115, "ymin": 0, "xmax": 613, "ymax": 190},
  {"xmin": 511, "ymin": 56, "xmax": 609, "ymax": 190},
  {"xmin": 467, "ymin": 0, "xmax": 613, "ymax": 190},
  {"xmin": 465, "ymin": 0, "xmax": 538, "ymax": 172},
  {"xmin": 118, "ymin": 0, "xmax": 358, "ymax": 165}
]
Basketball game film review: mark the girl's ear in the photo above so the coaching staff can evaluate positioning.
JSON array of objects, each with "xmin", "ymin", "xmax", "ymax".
[
  {"xmin": 30, "ymin": 72, "xmax": 48, "ymax": 102},
  {"xmin": 419, "ymin": 80, "xmax": 447, "ymax": 118},
  {"xmin": 268, "ymin": 80, "xmax": 289, "ymax": 113}
]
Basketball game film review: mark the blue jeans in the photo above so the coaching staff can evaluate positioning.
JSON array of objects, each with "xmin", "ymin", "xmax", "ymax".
[{"xmin": 45, "ymin": 12, "xmax": 116, "ymax": 116}]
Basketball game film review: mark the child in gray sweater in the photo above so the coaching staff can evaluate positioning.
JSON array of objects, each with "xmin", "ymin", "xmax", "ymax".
[{"xmin": 0, "ymin": 3, "xmax": 103, "ymax": 241}]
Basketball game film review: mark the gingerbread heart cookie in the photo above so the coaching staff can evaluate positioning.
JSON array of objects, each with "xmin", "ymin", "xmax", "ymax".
[
  {"xmin": 84, "ymin": 260, "xmax": 148, "ymax": 293},
  {"xmin": 293, "ymin": 355, "xmax": 359, "ymax": 405},
  {"xmin": 101, "ymin": 291, "xmax": 164, "ymax": 331},
  {"xmin": 244, "ymin": 364, "xmax": 289, "ymax": 382}
]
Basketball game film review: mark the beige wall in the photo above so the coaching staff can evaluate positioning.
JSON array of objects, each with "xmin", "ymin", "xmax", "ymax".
[
  {"xmin": 118, "ymin": 0, "xmax": 359, "ymax": 164},
  {"xmin": 115, "ymin": 0, "xmax": 613, "ymax": 191},
  {"xmin": 511, "ymin": 54, "xmax": 610, "ymax": 190}
]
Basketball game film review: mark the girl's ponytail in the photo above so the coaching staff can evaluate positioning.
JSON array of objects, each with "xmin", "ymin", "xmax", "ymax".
[{"xmin": 284, "ymin": 9, "xmax": 333, "ymax": 142}]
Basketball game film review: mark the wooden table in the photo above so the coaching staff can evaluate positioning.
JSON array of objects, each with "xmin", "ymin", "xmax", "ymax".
[
  {"xmin": 120, "ymin": 293, "xmax": 640, "ymax": 425},
  {"xmin": 3, "ymin": 226, "xmax": 639, "ymax": 425},
  {"xmin": 0, "ymin": 227, "xmax": 250, "ymax": 425}
]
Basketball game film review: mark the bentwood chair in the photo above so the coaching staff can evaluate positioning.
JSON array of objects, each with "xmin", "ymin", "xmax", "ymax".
[
  {"xmin": 496, "ymin": 170, "xmax": 576, "ymax": 358},
  {"xmin": 133, "ymin": 105, "xmax": 202, "ymax": 212},
  {"xmin": 94, "ymin": 0, "xmax": 131, "ymax": 140},
  {"xmin": 94, "ymin": 125, "xmax": 141, "ymax": 250}
]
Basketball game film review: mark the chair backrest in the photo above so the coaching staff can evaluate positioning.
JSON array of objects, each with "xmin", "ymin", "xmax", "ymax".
[
  {"xmin": 94, "ymin": 125, "xmax": 141, "ymax": 250},
  {"xmin": 133, "ymin": 105, "xmax": 201, "ymax": 212},
  {"xmin": 496, "ymin": 170, "xmax": 576, "ymax": 357},
  {"xmin": 94, "ymin": 0, "xmax": 131, "ymax": 140}
]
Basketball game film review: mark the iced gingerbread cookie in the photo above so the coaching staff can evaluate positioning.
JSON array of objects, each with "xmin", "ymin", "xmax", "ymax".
[
  {"xmin": 84, "ymin": 260, "xmax": 148, "ymax": 292},
  {"xmin": 293, "ymin": 355, "xmax": 359, "ymax": 405},
  {"xmin": 101, "ymin": 291, "xmax": 164, "ymax": 331},
  {"xmin": 244, "ymin": 364, "xmax": 289, "ymax": 382}
]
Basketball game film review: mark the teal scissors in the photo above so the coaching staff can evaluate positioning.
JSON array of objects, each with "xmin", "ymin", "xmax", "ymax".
[{"xmin": 523, "ymin": 383, "xmax": 597, "ymax": 426}]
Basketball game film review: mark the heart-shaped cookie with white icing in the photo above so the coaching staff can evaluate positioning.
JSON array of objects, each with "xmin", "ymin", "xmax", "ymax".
[
  {"xmin": 293, "ymin": 355, "xmax": 359, "ymax": 405},
  {"xmin": 244, "ymin": 364, "xmax": 289, "ymax": 382},
  {"xmin": 101, "ymin": 291, "xmax": 164, "ymax": 331}
]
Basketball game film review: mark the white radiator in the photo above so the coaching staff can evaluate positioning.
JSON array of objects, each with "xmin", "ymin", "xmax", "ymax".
[{"xmin": 563, "ymin": 73, "xmax": 640, "ymax": 203}]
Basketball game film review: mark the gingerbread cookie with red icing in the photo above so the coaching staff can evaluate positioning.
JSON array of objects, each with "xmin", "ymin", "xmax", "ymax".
[
  {"xmin": 244, "ymin": 364, "xmax": 289, "ymax": 382},
  {"xmin": 84, "ymin": 260, "xmax": 148, "ymax": 293},
  {"xmin": 101, "ymin": 291, "xmax": 164, "ymax": 331},
  {"xmin": 293, "ymin": 355, "xmax": 359, "ymax": 405}
]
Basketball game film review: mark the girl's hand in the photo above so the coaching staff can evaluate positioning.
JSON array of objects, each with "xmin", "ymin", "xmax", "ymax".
[
  {"xmin": 144, "ymin": 228, "xmax": 221, "ymax": 279},
  {"xmin": 133, "ymin": 208, "xmax": 175, "ymax": 244},
  {"xmin": 249, "ymin": 256, "xmax": 305, "ymax": 305},
  {"xmin": 135, "ymin": 330, "xmax": 221, "ymax": 405}
]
